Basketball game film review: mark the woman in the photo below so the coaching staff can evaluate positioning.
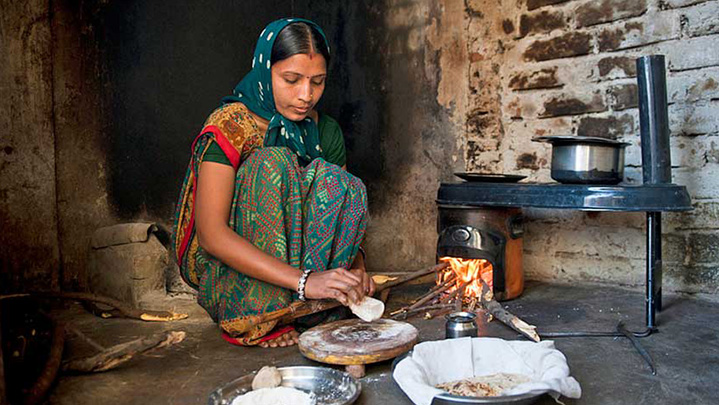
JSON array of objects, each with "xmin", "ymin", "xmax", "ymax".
[{"xmin": 172, "ymin": 18, "xmax": 373, "ymax": 348}]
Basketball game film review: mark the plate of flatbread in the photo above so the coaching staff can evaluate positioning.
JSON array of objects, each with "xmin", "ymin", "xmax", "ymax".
[{"xmin": 391, "ymin": 352, "xmax": 547, "ymax": 405}]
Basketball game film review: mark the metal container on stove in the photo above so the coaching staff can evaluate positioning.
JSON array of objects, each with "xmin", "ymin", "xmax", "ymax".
[
  {"xmin": 445, "ymin": 311, "xmax": 478, "ymax": 339},
  {"xmin": 533, "ymin": 135, "xmax": 630, "ymax": 185}
]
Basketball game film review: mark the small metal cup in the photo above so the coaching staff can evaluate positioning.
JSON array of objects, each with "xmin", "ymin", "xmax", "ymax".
[{"xmin": 445, "ymin": 311, "xmax": 478, "ymax": 339}]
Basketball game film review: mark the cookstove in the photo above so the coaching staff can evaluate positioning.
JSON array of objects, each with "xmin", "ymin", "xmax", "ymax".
[
  {"xmin": 435, "ymin": 54, "xmax": 692, "ymax": 353},
  {"xmin": 437, "ymin": 206, "xmax": 524, "ymax": 301}
]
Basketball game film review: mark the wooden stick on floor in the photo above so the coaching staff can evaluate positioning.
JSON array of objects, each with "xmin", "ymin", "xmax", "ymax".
[
  {"xmin": 479, "ymin": 279, "xmax": 540, "ymax": 342},
  {"xmin": 63, "ymin": 331, "xmax": 186, "ymax": 373},
  {"xmin": 0, "ymin": 292, "xmax": 188, "ymax": 322}
]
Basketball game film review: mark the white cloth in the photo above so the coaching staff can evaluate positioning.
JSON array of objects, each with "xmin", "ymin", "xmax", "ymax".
[{"xmin": 393, "ymin": 337, "xmax": 581, "ymax": 405}]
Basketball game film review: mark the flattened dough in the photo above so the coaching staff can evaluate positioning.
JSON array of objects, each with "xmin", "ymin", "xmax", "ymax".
[
  {"xmin": 435, "ymin": 373, "xmax": 531, "ymax": 397},
  {"xmin": 251, "ymin": 366, "xmax": 282, "ymax": 390},
  {"xmin": 349, "ymin": 296, "xmax": 385, "ymax": 322}
]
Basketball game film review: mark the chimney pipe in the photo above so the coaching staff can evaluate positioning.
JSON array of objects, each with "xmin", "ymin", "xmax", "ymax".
[{"xmin": 636, "ymin": 55, "xmax": 672, "ymax": 185}]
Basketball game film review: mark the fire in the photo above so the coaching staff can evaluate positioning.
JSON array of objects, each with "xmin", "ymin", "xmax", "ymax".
[{"xmin": 438, "ymin": 257, "xmax": 493, "ymax": 298}]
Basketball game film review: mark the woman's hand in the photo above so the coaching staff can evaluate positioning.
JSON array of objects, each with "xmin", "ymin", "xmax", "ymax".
[
  {"xmin": 304, "ymin": 268, "xmax": 364, "ymax": 306},
  {"xmin": 349, "ymin": 268, "xmax": 375, "ymax": 297}
]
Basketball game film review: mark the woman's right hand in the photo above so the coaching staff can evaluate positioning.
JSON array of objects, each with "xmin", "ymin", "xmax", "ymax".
[{"xmin": 304, "ymin": 268, "xmax": 364, "ymax": 306}]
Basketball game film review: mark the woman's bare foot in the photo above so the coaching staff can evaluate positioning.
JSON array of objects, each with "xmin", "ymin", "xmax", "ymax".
[{"xmin": 259, "ymin": 329, "xmax": 300, "ymax": 348}]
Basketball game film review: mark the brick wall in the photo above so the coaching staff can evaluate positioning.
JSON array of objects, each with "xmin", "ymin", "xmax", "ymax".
[{"xmin": 465, "ymin": 0, "xmax": 719, "ymax": 293}]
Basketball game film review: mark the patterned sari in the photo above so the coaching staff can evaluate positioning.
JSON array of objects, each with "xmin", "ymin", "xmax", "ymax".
[
  {"xmin": 173, "ymin": 18, "xmax": 367, "ymax": 345},
  {"xmin": 172, "ymin": 103, "xmax": 367, "ymax": 345}
]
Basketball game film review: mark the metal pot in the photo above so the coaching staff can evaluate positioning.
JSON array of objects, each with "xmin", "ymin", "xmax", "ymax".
[
  {"xmin": 445, "ymin": 311, "xmax": 478, "ymax": 339},
  {"xmin": 533, "ymin": 136, "xmax": 630, "ymax": 185}
]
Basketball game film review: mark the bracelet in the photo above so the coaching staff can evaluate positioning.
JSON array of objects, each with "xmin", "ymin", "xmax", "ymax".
[
  {"xmin": 358, "ymin": 246, "xmax": 366, "ymax": 262},
  {"xmin": 297, "ymin": 269, "xmax": 312, "ymax": 301}
]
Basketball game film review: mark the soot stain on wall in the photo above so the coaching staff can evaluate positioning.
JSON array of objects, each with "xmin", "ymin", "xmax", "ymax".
[
  {"xmin": 100, "ymin": 0, "xmax": 387, "ymax": 222},
  {"xmin": 101, "ymin": 1, "xmax": 295, "ymax": 220}
]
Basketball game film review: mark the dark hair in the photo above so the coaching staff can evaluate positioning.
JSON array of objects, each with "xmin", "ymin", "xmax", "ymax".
[{"xmin": 271, "ymin": 22, "xmax": 330, "ymax": 65}]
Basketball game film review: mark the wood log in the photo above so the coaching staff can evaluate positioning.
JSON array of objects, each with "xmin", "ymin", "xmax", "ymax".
[
  {"xmin": 0, "ymin": 292, "xmax": 187, "ymax": 322},
  {"xmin": 374, "ymin": 262, "xmax": 450, "ymax": 292},
  {"xmin": 454, "ymin": 287, "xmax": 465, "ymax": 313},
  {"xmin": 439, "ymin": 280, "xmax": 471, "ymax": 304},
  {"xmin": 408, "ymin": 274, "xmax": 456, "ymax": 310},
  {"xmin": 479, "ymin": 280, "xmax": 540, "ymax": 342},
  {"xmin": 378, "ymin": 288, "xmax": 391, "ymax": 304},
  {"xmin": 390, "ymin": 275, "xmax": 457, "ymax": 318},
  {"xmin": 0, "ymin": 303, "xmax": 6, "ymax": 405},
  {"xmin": 424, "ymin": 305, "xmax": 455, "ymax": 319},
  {"xmin": 63, "ymin": 331, "xmax": 186, "ymax": 373}
]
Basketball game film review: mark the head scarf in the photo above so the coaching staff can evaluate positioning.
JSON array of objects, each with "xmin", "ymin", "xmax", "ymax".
[{"xmin": 222, "ymin": 18, "xmax": 330, "ymax": 166}]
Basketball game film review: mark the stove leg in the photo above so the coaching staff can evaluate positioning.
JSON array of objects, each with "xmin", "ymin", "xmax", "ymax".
[{"xmin": 646, "ymin": 212, "xmax": 662, "ymax": 331}]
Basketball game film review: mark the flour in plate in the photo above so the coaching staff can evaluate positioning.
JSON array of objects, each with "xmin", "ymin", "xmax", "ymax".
[{"xmin": 231, "ymin": 386, "xmax": 315, "ymax": 405}]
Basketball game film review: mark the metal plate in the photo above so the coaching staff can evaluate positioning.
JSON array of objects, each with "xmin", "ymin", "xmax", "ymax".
[
  {"xmin": 454, "ymin": 173, "xmax": 527, "ymax": 183},
  {"xmin": 532, "ymin": 135, "xmax": 631, "ymax": 146},
  {"xmin": 391, "ymin": 352, "xmax": 546, "ymax": 405},
  {"xmin": 208, "ymin": 366, "xmax": 361, "ymax": 405}
]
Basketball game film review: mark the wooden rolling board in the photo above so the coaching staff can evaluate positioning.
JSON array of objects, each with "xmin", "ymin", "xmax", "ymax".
[{"xmin": 298, "ymin": 319, "xmax": 418, "ymax": 377}]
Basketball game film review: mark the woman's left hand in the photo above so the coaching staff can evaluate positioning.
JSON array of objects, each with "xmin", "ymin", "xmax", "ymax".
[{"xmin": 349, "ymin": 267, "xmax": 375, "ymax": 298}]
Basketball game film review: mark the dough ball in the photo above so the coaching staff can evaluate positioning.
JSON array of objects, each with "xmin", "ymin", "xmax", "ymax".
[
  {"xmin": 251, "ymin": 366, "xmax": 282, "ymax": 390},
  {"xmin": 349, "ymin": 296, "xmax": 385, "ymax": 322}
]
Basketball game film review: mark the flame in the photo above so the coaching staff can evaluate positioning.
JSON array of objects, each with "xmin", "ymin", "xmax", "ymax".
[{"xmin": 438, "ymin": 257, "xmax": 493, "ymax": 298}]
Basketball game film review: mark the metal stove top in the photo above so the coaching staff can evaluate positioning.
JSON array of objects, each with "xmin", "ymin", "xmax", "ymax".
[{"xmin": 437, "ymin": 182, "xmax": 692, "ymax": 212}]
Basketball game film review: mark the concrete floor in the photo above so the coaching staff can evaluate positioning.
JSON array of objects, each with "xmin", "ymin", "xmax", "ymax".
[{"xmin": 47, "ymin": 281, "xmax": 719, "ymax": 405}]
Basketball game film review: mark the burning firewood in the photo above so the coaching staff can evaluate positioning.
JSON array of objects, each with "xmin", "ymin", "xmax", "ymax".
[
  {"xmin": 390, "ymin": 275, "xmax": 457, "ymax": 318},
  {"xmin": 439, "ymin": 280, "xmax": 472, "ymax": 304}
]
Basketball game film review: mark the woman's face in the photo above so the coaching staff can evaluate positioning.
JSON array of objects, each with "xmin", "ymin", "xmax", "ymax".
[{"xmin": 271, "ymin": 52, "xmax": 327, "ymax": 121}]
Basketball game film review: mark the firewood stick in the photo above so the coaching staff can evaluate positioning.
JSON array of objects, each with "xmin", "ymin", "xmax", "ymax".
[
  {"xmin": 0, "ymin": 292, "xmax": 188, "ymax": 322},
  {"xmin": 469, "ymin": 297, "xmax": 478, "ymax": 312},
  {"xmin": 406, "ymin": 275, "xmax": 456, "ymax": 311},
  {"xmin": 455, "ymin": 286, "xmax": 465, "ymax": 312},
  {"xmin": 63, "ymin": 331, "xmax": 186, "ymax": 373},
  {"xmin": 375, "ymin": 262, "xmax": 450, "ymax": 292},
  {"xmin": 425, "ymin": 305, "xmax": 455, "ymax": 319},
  {"xmin": 378, "ymin": 287, "xmax": 391, "ymax": 304},
  {"xmin": 391, "ymin": 304, "xmax": 454, "ymax": 320},
  {"xmin": 479, "ymin": 280, "xmax": 540, "ymax": 342},
  {"xmin": 440, "ymin": 280, "xmax": 472, "ymax": 304}
]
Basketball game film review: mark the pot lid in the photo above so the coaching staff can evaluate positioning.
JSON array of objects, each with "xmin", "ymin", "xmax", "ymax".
[{"xmin": 532, "ymin": 135, "xmax": 631, "ymax": 146}]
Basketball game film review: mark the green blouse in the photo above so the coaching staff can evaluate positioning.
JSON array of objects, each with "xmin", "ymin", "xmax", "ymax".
[{"xmin": 203, "ymin": 112, "xmax": 346, "ymax": 167}]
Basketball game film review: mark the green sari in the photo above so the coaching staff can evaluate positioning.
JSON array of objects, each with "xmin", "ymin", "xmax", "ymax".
[{"xmin": 172, "ymin": 18, "xmax": 368, "ymax": 345}]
